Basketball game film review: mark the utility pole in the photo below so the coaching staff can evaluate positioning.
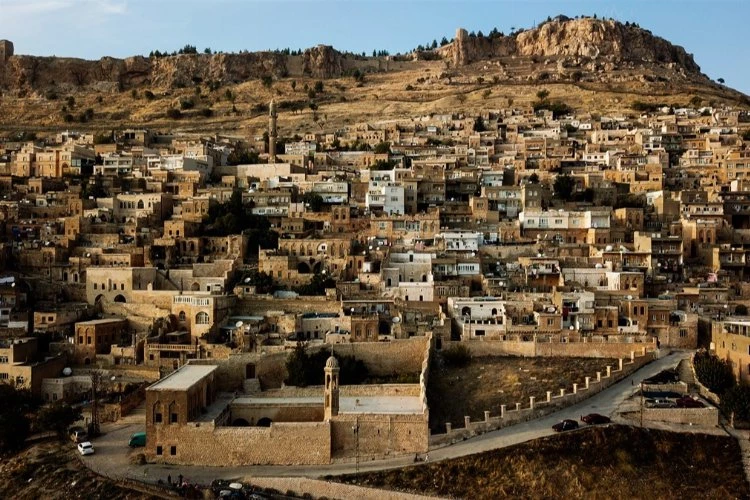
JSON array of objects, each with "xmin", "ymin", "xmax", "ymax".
[{"xmin": 90, "ymin": 370, "xmax": 102, "ymax": 437}]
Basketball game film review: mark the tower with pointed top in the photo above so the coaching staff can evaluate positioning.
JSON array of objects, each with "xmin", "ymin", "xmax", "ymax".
[
  {"xmin": 268, "ymin": 99, "xmax": 277, "ymax": 163},
  {"xmin": 324, "ymin": 355, "xmax": 340, "ymax": 420}
]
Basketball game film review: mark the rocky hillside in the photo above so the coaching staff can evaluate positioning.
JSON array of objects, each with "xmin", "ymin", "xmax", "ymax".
[
  {"xmin": 0, "ymin": 17, "xmax": 746, "ymax": 134},
  {"xmin": 439, "ymin": 17, "xmax": 700, "ymax": 74}
]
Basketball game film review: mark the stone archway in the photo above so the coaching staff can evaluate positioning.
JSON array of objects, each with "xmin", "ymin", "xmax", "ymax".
[
  {"xmin": 113, "ymin": 294, "xmax": 126, "ymax": 303},
  {"xmin": 256, "ymin": 417, "xmax": 272, "ymax": 427},
  {"xmin": 232, "ymin": 418, "xmax": 250, "ymax": 427}
]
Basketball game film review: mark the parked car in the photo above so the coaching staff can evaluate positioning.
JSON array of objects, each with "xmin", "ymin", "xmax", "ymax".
[
  {"xmin": 552, "ymin": 419, "xmax": 579, "ymax": 432},
  {"xmin": 128, "ymin": 432, "xmax": 146, "ymax": 447},
  {"xmin": 69, "ymin": 426, "xmax": 88, "ymax": 443},
  {"xmin": 77, "ymin": 441, "xmax": 95, "ymax": 456},
  {"xmin": 676, "ymin": 396, "xmax": 706, "ymax": 408},
  {"xmin": 645, "ymin": 398, "xmax": 678, "ymax": 409},
  {"xmin": 581, "ymin": 413, "xmax": 611, "ymax": 425}
]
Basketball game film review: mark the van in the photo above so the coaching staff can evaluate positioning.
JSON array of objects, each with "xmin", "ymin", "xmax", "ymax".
[
  {"xmin": 128, "ymin": 432, "xmax": 146, "ymax": 447},
  {"xmin": 69, "ymin": 426, "xmax": 88, "ymax": 443}
]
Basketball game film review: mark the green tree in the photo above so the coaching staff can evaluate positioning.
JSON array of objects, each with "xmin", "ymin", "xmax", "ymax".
[
  {"xmin": 723, "ymin": 385, "xmax": 750, "ymax": 422},
  {"xmin": 553, "ymin": 174, "xmax": 576, "ymax": 200},
  {"xmin": 302, "ymin": 192, "xmax": 325, "ymax": 212},
  {"xmin": 285, "ymin": 342, "xmax": 311, "ymax": 387},
  {"xmin": 314, "ymin": 80, "xmax": 324, "ymax": 93},
  {"xmin": 373, "ymin": 141, "xmax": 391, "ymax": 154},
  {"xmin": 36, "ymin": 402, "xmax": 82, "ymax": 440},
  {"xmin": 528, "ymin": 173, "xmax": 540, "ymax": 184},
  {"xmin": 718, "ymin": 78, "xmax": 725, "ymax": 84},
  {"xmin": 694, "ymin": 351, "xmax": 736, "ymax": 394},
  {"xmin": 536, "ymin": 89, "xmax": 550, "ymax": 101}
]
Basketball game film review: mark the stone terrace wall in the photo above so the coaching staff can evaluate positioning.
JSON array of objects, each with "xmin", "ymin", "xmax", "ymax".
[
  {"xmin": 249, "ymin": 477, "xmax": 435, "ymax": 500},
  {"xmin": 448, "ymin": 337, "xmax": 657, "ymax": 359},
  {"xmin": 256, "ymin": 384, "xmax": 421, "ymax": 398},
  {"xmin": 641, "ymin": 406, "xmax": 719, "ymax": 427},
  {"xmin": 148, "ymin": 421, "xmax": 331, "ymax": 465},
  {"xmin": 642, "ymin": 381, "xmax": 688, "ymax": 395},
  {"xmin": 330, "ymin": 336, "xmax": 429, "ymax": 376},
  {"xmin": 430, "ymin": 351, "xmax": 655, "ymax": 447},
  {"xmin": 236, "ymin": 295, "xmax": 341, "ymax": 315}
]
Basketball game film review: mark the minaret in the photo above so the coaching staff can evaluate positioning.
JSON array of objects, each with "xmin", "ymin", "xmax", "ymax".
[
  {"xmin": 324, "ymin": 355, "xmax": 340, "ymax": 420},
  {"xmin": 268, "ymin": 100, "xmax": 277, "ymax": 163}
]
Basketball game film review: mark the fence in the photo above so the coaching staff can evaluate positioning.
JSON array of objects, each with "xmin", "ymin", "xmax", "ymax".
[{"xmin": 429, "ymin": 349, "xmax": 655, "ymax": 447}]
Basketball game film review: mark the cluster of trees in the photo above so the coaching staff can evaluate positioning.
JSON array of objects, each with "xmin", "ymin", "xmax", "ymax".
[
  {"xmin": 0, "ymin": 385, "xmax": 82, "ymax": 456},
  {"xmin": 292, "ymin": 272, "xmax": 336, "ymax": 296},
  {"xmin": 372, "ymin": 49, "xmax": 390, "ymax": 57},
  {"xmin": 533, "ymin": 89, "xmax": 573, "ymax": 118},
  {"xmin": 285, "ymin": 343, "xmax": 369, "ymax": 387},
  {"xmin": 200, "ymin": 190, "xmax": 278, "ymax": 254},
  {"xmin": 149, "ymin": 44, "xmax": 206, "ymax": 58},
  {"xmin": 693, "ymin": 350, "xmax": 750, "ymax": 422}
]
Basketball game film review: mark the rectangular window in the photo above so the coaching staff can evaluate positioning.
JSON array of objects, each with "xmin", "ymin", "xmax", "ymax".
[
  {"xmin": 171, "ymin": 413, "xmax": 178, "ymax": 424},
  {"xmin": 155, "ymin": 413, "xmax": 162, "ymax": 423},
  {"xmin": 170, "ymin": 446, "xmax": 176, "ymax": 456},
  {"xmin": 0, "ymin": 373, "xmax": 7, "ymax": 380},
  {"xmin": 156, "ymin": 446, "xmax": 163, "ymax": 455}
]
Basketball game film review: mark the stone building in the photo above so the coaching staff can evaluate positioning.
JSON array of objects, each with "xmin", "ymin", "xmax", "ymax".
[{"xmin": 73, "ymin": 318, "xmax": 128, "ymax": 365}]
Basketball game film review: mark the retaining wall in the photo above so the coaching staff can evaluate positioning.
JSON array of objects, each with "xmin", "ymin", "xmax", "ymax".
[{"xmin": 447, "ymin": 338, "xmax": 657, "ymax": 359}]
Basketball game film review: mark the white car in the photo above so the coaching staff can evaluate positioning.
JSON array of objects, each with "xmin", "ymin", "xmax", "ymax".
[{"xmin": 77, "ymin": 441, "xmax": 95, "ymax": 456}]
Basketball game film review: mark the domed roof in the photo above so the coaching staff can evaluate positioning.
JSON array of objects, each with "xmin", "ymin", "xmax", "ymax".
[{"xmin": 325, "ymin": 355, "xmax": 339, "ymax": 369}]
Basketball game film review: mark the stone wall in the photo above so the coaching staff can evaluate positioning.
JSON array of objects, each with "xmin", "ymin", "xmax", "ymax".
[
  {"xmin": 148, "ymin": 421, "xmax": 331, "ymax": 465},
  {"xmin": 259, "ymin": 384, "xmax": 421, "ymax": 399},
  {"xmin": 229, "ymin": 403, "xmax": 323, "ymax": 425},
  {"xmin": 248, "ymin": 477, "xmax": 434, "ymax": 500},
  {"xmin": 642, "ymin": 381, "xmax": 688, "ymax": 395},
  {"xmin": 331, "ymin": 414, "xmax": 428, "ymax": 459},
  {"xmin": 430, "ymin": 351, "xmax": 655, "ymax": 447},
  {"xmin": 330, "ymin": 336, "xmax": 429, "ymax": 376},
  {"xmin": 236, "ymin": 296, "xmax": 341, "ymax": 315},
  {"xmin": 446, "ymin": 337, "xmax": 657, "ymax": 359},
  {"xmin": 641, "ymin": 406, "xmax": 719, "ymax": 427}
]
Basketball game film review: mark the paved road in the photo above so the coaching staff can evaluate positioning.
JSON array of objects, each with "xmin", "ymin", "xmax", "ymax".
[{"xmin": 85, "ymin": 350, "xmax": 690, "ymax": 485}]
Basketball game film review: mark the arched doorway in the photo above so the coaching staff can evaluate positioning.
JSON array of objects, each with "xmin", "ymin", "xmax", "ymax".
[
  {"xmin": 296, "ymin": 262, "xmax": 311, "ymax": 274},
  {"xmin": 256, "ymin": 417, "xmax": 272, "ymax": 427},
  {"xmin": 232, "ymin": 418, "xmax": 250, "ymax": 427},
  {"xmin": 461, "ymin": 306, "xmax": 471, "ymax": 316},
  {"xmin": 245, "ymin": 363, "xmax": 256, "ymax": 379},
  {"xmin": 113, "ymin": 294, "xmax": 126, "ymax": 303}
]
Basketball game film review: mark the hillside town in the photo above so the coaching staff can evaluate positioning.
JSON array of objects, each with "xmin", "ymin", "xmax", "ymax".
[{"xmin": 3, "ymin": 91, "xmax": 750, "ymax": 496}]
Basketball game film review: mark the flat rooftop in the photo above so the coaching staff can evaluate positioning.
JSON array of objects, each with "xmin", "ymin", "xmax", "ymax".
[
  {"xmin": 148, "ymin": 364, "xmax": 217, "ymax": 391},
  {"xmin": 232, "ymin": 395, "xmax": 423, "ymax": 415}
]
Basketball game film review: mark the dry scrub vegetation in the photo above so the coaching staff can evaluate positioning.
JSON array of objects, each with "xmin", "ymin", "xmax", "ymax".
[
  {"xmin": 336, "ymin": 426, "xmax": 748, "ymax": 499},
  {"xmin": 427, "ymin": 355, "xmax": 617, "ymax": 432}
]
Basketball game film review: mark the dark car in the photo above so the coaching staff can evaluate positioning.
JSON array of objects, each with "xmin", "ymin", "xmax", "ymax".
[
  {"xmin": 644, "ymin": 398, "xmax": 678, "ymax": 409},
  {"xmin": 581, "ymin": 413, "xmax": 611, "ymax": 425},
  {"xmin": 676, "ymin": 396, "xmax": 706, "ymax": 408},
  {"xmin": 552, "ymin": 419, "xmax": 579, "ymax": 432}
]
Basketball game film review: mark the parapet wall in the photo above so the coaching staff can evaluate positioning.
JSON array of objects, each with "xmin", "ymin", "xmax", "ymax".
[
  {"xmin": 430, "ymin": 350, "xmax": 655, "ymax": 448},
  {"xmin": 449, "ymin": 337, "xmax": 657, "ymax": 359}
]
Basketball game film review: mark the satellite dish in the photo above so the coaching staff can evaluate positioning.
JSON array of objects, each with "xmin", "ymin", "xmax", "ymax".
[
  {"xmin": 605, "ymin": 245, "xmax": 613, "ymax": 251},
  {"xmin": 235, "ymin": 321, "xmax": 244, "ymax": 328},
  {"xmin": 62, "ymin": 367, "xmax": 72, "ymax": 376},
  {"xmin": 392, "ymin": 317, "xmax": 401, "ymax": 324},
  {"xmin": 627, "ymin": 295, "xmax": 633, "ymax": 300},
  {"xmin": 595, "ymin": 263, "xmax": 603, "ymax": 269},
  {"xmin": 244, "ymin": 277, "xmax": 251, "ymax": 284}
]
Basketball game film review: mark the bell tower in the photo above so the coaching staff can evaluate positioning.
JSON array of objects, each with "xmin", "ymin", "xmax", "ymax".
[
  {"xmin": 324, "ymin": 355, "xmax": 340, "ymax": 420},
  {"xmin": 268, "ymin": 100, "xmax": 277, "ymax": 163}
]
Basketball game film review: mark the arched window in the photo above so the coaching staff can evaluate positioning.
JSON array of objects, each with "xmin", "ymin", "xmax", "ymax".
[
  {"xmin": 195, "ymin": 312, "xmax": 210, "ymax": 324},
  {"xmin": 178, "ymin": 311, "xmax": 186, "ymax": 322},
  {"xmin": 137, "ymin": 200, "xmax": 144, "ymax": 209}
]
